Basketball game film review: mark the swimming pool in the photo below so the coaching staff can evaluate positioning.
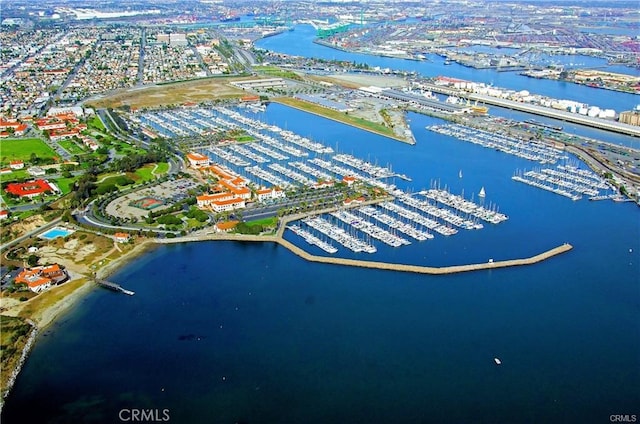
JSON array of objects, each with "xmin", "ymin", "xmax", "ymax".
[{"xmin": 39, "ymin": 227, "xmax": 75, "ymax": 240}]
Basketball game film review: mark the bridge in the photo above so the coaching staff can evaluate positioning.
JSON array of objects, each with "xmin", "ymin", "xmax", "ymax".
[{"xmin": 94, "ymin": 278, "xmax": 135, "ymax": 295}]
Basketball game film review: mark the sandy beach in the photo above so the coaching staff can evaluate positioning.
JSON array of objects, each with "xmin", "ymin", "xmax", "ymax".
[{"xmin": 2, "ymin": 239, "xmax": 157, "ymax": 331}]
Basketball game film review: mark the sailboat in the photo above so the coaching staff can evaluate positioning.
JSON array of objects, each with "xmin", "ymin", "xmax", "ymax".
[
  {"xmin": 459, "ymin": 169, "xmax": 463, "ymax": 178},
  {"xmin": 478, "ymin": 186, "xmax": 486, "ymax": 198}
]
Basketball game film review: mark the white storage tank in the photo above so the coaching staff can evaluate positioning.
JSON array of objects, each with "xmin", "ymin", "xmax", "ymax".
[
  {"xmin": 587, "ymin": 106, "xmax": 601, "ymax": 117},
  {"xmin": 600, "ymin": 109, "xmax": 616, "ymax": 119}
]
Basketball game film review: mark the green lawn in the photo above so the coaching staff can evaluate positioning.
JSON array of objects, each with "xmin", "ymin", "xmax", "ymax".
[
  {"xmin": 254, "ymin": 65, "xmax": 302, "ymax": 80},
  {"xmin": 58, "ymin": 139, "xmax": 86, "ymax": 155},
  {"xmin": 134, "ymin": 164, "xmax": 164, "ymax": 182},
  {"xmin": 55, "ymin": 176, "xmax": 80, "ymax": 194},
  {"xmin": 88, "ymin": 115, "xmax": 106, "ymax": 132},
  {"xmin": 0, "ymin": 138, "xmax": 57, "ymax": 165},
  {"xmin": 246, "ymin": 216, "xmax": 278, "ymax": 227},
  {"xmin": 153, "ymin": 162, "xmax": 170, "ymax": 176},
  {"xmin": 134, "ymin": 165, "xmax": 154, "ymax": 182},
  {"xmin": 0, "ymin": 169, "xmax": 29, "ymax": 182}
]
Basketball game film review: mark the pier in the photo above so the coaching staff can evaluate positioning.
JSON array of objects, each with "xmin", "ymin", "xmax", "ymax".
[{"xmin": 95, "ymin": 279, "xmax": 135, "ymax": 295}]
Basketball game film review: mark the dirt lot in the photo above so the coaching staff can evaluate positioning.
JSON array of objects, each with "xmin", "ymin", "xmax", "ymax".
[{"xmin": 85, "ymin": 76, "xmax": 262, "ymax": 109}]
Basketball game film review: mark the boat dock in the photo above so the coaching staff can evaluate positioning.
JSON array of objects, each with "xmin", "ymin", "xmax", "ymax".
[{"xmin": 95, "ymin": 279, "xmax": 135, "ymax": 296}]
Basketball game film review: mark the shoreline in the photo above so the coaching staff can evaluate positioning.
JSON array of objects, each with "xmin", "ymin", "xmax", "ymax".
[
  {"xmin": 1, "ymin": 221, "xmax": 572, "ymax": 405},
  {"xmin": 0, "ymin": 239, "xmax": 158, "ymax": 406}
]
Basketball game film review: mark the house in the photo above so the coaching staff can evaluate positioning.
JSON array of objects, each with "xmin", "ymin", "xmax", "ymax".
[
  {"xmin": 210, "ymin": 197, "xmax": 245, "ymax": 212},
  {"xmin": 5, "ymin": 179, "xmax": 56, "ymax": 198},
  {"xmin": 15, "ymin": 264, "xmax": 68, "ymax": 293},
  {"xmin": 214, "ymin": 220, "xmax": 239, "ymax": 232},
  {"xmin": 343, "ymin": 196, "xmax": 366, "ymax": 206},
  {"xmin": 9, "ymin": 160, "xmax": 24, "ymax": 170},
  {"xmin": 256, "ymin": 187, "xmax": 286, "ymax": 202},
  {"xmin": 0, "ymin": 210, "xmax": 8, "ymax": 220},
  {"xmin": 114, "ymin": 232, "xmax": 131, "ymax": 243},
  {"xmin": 312, "ymin": 180, "xmax": 334, "ymax": 190},
  {"xmin": 0, "ymin": 123, "xmax": 28, "ymax": 137},
  {"xmin": 186, "ymin": 152, "xmax": 210, "ymax": 168},
  {"xmin": 342, "ymin": 175, "xmax": 357, "ymax": 186},
  {"xmin": 197, "ymin": 192, "xmax": 234, "ymax": 208},
  {"xmin": 240, "ymin": 95, "xmax": 260, "ymax": 102},
  {"xmin": 218, "ymin": 179, "xmax": 251, "ymax": 199}
]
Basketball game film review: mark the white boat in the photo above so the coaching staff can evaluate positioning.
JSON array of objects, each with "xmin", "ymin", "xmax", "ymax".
[
  {"xmin": 479, "ymin": 186, "xmax": 486, "ymax": 197},
  {"xmin": 459, "ymin": 169, "xmax": 463, "ymax": 178},
  {"xmin": 494, "ymin": 357, "xmax": 501, "ymax": 365}
]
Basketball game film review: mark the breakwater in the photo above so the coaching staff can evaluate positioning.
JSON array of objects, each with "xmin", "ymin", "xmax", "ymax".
[
  {"xmin": 155, "ymin": 207, "xmax": 573, "ymax": 275},
  {"xmin": 275, "ymin": 222, "xmax": 573, "ymax": 275}
]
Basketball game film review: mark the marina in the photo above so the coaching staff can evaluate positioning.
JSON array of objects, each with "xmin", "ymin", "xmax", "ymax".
[
  {"xmin": 329, "ymin": 209, "xmax": 411, "ymax": 248},
  {"xmin": 302, "ymin": 215, "xmax": 377, "ymax": 254},
  {"xmin": 426, "ymin": 123, "xmax": 567, "ymax": 164},
  {"xmin": 419, "ymin": 188, "xmax": 509, "ymax": 224},
  {"xmin": 287, "ymin": 224, "xmax": 337, "ymax": 254},
  {"xmin": 357, "ymin": 205, "xmax": 434, "ymax": 241},
  {"xmin": 512, "ymin": 163, "xmax": 616, "ymax": 201}
]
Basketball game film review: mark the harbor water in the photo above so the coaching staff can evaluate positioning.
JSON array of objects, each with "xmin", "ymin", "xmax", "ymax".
[{"xmin": 2, "ymin": 23, "xmax": 639, "ymax": 424}]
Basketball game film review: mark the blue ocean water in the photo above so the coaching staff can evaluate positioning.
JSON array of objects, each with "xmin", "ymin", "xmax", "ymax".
[
  {"xmin": 3, "ymin": 103, "xmax": 639, "ymax": 424},
  {"xmin": 3, "ymin": 24, "xmax": 640, "ymax": 424}
]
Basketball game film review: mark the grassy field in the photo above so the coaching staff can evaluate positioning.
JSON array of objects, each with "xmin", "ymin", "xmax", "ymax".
[
  {"xmin": 246, "ymin": 216, "xmax": 278, "ymax": 227},
  {"xmin": 134, "ymin": 163, "xmax": 161, "ymax": 182},
  {"xmin": 0, "ymin": 138, "xmax": 57, "ymax": 164},
  {"xmin": 85, "ymin": 76, "xmax": 259, "ymax": 109},
  {"xmin": 55, "ymin": 176, "xmax": 80, "ymax": 194},
  {"xmin": 254, "ymin": 65, "xmax": 302, "ymax": 80},
  {"xmin": 273, "ymin": 97, "xmax": 404, "ymax": 141},
  {"xmin": 58, "ymin": 139, "xmax": 85, "ymax": 155},
  {"xmin": 153, "ymin": 162, "xmax": 170, "ymax": 176},
  {"xmin": 0, "ymin": 169, "xmax": 29, "ymax": 182},
  {"xmin": 87, "ymin": 115, "xmax": 106, "ymax": 132}
]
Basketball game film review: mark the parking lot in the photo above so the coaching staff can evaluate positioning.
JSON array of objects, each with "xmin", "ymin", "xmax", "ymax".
[{"xmin": 104, "ymin": 178, "xmax": 200, "ymax": 220}]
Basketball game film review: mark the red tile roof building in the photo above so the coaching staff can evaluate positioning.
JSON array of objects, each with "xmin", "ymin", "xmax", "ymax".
[
  {"xmin": 114, "ymin": 233, "xmax": 131, "ymax": 243},
  {"xmin": 186, "ymin": 152, "xmax": 210, "ymax": 168},
  {"xmin": 5, "ymin": 179, "xmax": 56, "ymax": 198},
  {"xmin": 9, "ymin": 160, "xmax": 24, "ymax": 170},
  {"xmin": 0, "ymin": 120, "xmax": 28, "ymax": 137},
  {"xmin": 15, "ymin": 264, "xmax": 68, "ymax": 293}
]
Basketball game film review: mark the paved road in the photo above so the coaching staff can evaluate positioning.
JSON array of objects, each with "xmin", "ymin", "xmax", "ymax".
[{"xmin": 0, "ymin": 217, "xmax": 62, "ymax": 252}]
